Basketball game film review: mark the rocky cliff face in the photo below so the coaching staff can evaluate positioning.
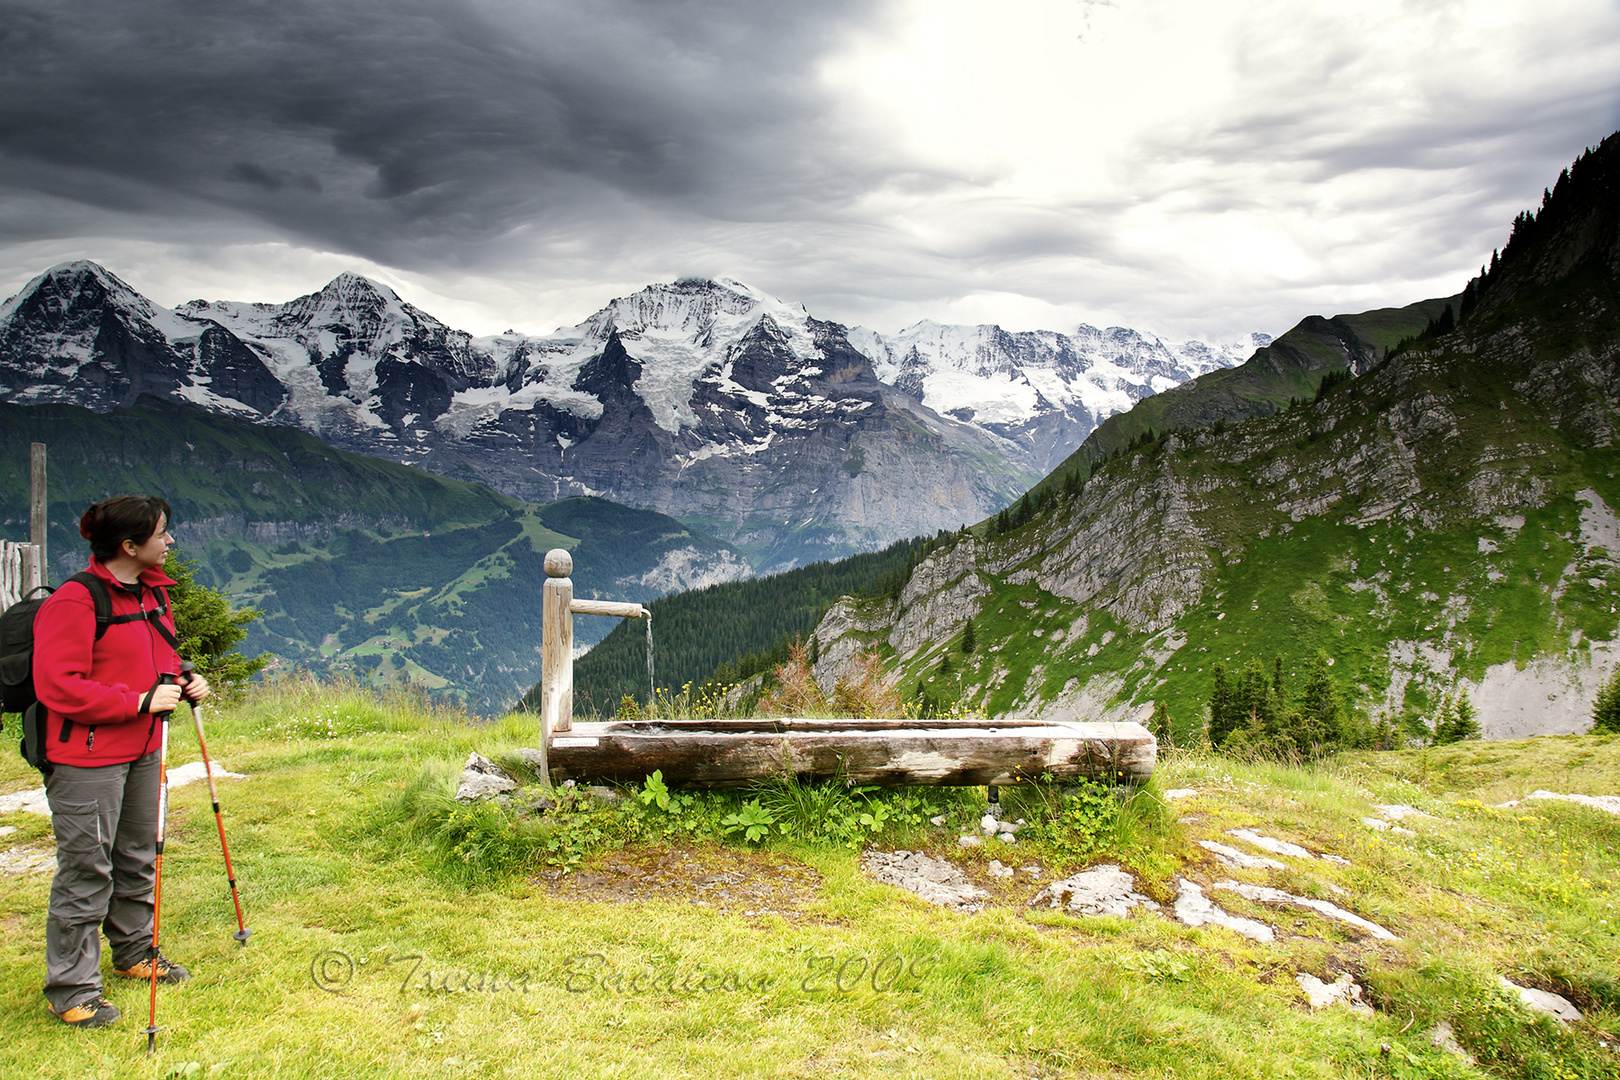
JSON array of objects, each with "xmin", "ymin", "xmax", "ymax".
[{"xmin": 0, "ymin": 269, "xmax": 1252, "ymax": 570}]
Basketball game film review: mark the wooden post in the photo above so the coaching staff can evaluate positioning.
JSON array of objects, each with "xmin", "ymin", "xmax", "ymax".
[
  {"xmin": 30, "ymin": 443, "xmax": 46, "ymax": 582},
  {"xmin": 542, "ymin": 549, "xmax": 575, "ymax": 740},
  {"xmin": 21, "ymin": 544, "xmax": 41, "ymax": 596}
]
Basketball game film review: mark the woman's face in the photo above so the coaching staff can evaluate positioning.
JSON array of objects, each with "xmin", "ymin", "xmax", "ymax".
[{"xmin": 124, "ymin": 514, "xmax": 173, "ymax": 571}]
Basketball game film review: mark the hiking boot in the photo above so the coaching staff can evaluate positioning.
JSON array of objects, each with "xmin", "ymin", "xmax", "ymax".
[
  {"xmin": 48, "ymin": 996, "xmax": 121, "ymax": 1027},
  {"xmin": 113, "ymin": 954, "xmax": 190, "ymax": 983}
]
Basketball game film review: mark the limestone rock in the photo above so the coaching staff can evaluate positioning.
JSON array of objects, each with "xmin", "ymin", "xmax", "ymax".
[
  {"xmin": 1428, "ymin": 1021, "xmax": 1474, "ymax": 1065},
  {"xmin": 0, "ymin": 788, "xmax": 49, "ymax": 816},
  {"xmin": 1525, "ymin": 791, "xmax": 1620, "ymax": 816},
  {"xmin": 1031, "ymin": 864, "xmax": 1161, "ymax": 918},
  {"xmin": 166, "ymin": 760, "xmax": 246, "ymax": 789},
  {"xmin": 1227, "ymin": 828, "xmax": 1316, "ymax": 860},
  {"xmin": 1498, "ymin": 977, "xmax": 1582, "ymax": 1022},
  {"xmin": 862, "ymin": 849, "xmax": 987, "ymax": 911},
  {"xmin": 1199, "ymin": 840, "xmax": 1285, "ymax": 870},
  {"xmin": 456, "ymin": 752, "xmax": 517, "ymax": 801},
  {"xmin": 1213, "ymin": 881, "xmax": 1397, "ymax": 940},
  {"xmin": 1172, "ymin": 878, "xmax": 1274, "ymax": 942},
  {"xmin": 1297, "ymin": 973, "xmax": 1374, "ymax": 1014}
]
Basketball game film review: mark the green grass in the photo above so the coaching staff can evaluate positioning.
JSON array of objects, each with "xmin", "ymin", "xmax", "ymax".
[{"xmin": 2, "ymin": 682, "xmax": 1616, "ymax": 1077}]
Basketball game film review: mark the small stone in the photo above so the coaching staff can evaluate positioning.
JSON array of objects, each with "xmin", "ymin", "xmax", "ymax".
[
  {"xmin": 585, "ymin": 785, "xmax": 622, "ymax": 805},
  {"xmin": 1372, "ymin": 804, "xmax": 1433, "ymax": 821},
  {"xmin": 1296, "ymin": 973, "xmax": 1373, "ymax": 1014},
  {"xmin": 957, "ymin": 834, "xmax": 983, "ymax": 849},
  {"xmin": 980, "ymin": 815, "xmax": 999, "ymax": 835},
  {"xmin": 987, "ymin": 860, "xmax": 1013, "ymax": 879},
  {"xmin": 0, "ymin": 826, "xmax": 16, "ymax": 837},
  {"xmin": 1428, "ymin": 1022, "xmax": 1474, "ymax": 1065},
  {"xmin": 995, "ymin": 820, "xmax": 1021, "ymax": 835},
  {"xmin": 997, "ymin": 833, "xmax": 1017, "ymax": 844},
  {"xmin": 456, "ymin": 752, "xmax": 517, "ymax": 801},
  {"xmin": 929, "ymin": 815, "xmax": 948, "ymax": 827}
]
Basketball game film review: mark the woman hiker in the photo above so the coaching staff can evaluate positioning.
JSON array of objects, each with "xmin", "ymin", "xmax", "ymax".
[{"xmin": 33, "ymin": 495, "xmax": 210, "ymax": 1027}]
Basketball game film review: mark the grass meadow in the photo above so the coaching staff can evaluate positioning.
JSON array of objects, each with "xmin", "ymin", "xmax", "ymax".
[{"xmin": 0, "ymin": 678, "xmax": 1616, "ymax": 1079}]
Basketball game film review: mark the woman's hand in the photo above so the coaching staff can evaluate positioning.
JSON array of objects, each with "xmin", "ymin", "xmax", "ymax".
[
  {"xmin": 145, "ymin": 683, "xmax": 184, "ymax": 715},
  {"xmin": 181, "ymin": 671, "xmax": 212, "ymax": 702}
]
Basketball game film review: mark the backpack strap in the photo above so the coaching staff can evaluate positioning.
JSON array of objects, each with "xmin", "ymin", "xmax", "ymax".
[
  {"xmin": 64, "ymin": 572, "xmax": 113, "ymax": 641},
  {"xmin": 65, "ymin": 573, "xmax": 180, "ymax": 650}
]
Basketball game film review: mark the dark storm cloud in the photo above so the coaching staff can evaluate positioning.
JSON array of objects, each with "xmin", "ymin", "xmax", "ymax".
[{"xmin": 0, "ymin": 0, "xmax": 891, "ymax": 270}]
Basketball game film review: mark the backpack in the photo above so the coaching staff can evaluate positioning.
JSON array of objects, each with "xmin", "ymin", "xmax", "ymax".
[{"xmin": 2, "ymin": 572, "xmax": 174, "ymax": 771}]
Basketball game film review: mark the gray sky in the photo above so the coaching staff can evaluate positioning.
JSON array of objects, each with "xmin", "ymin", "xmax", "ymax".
[{"xmin": 2, "ymin": 0, "xmax": 1617, "ymax": 342}]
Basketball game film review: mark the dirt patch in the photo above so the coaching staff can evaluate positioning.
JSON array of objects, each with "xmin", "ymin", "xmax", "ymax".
[{"xmin": 534, "ymin": 845, "xmax": 823, "ymax": 917}]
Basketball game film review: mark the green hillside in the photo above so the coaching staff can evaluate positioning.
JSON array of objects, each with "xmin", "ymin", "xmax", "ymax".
[
  {"xmin": 0, "ymin": 399, "xmax": 749, "ymax": 714},
  {"xmin": 1030, "ymin": 296, "xmax": 1457, "ymax": 502}
]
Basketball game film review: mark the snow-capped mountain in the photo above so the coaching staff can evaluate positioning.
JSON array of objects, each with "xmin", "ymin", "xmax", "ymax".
[
  {"xmin": 0, "ymin": 262, "xmax": 1259, "ymax": 569},
  {"xmin": 848, "ymin": 322, "xmax": 1269, "ymax": 473}
]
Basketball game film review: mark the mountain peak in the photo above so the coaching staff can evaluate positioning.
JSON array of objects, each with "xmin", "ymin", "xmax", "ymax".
[
  {"xmin": 0, "ymin": 259, "xmax": 154, "ymax": 326},
  {"xmin": 316, "ymin": 272, "xmax": 400, "ymax": 305}
]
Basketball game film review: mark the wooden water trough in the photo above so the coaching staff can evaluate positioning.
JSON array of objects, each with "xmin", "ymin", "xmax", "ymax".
[
  {"xmin": 545, "ymin": 717, "xmax": 1155, "ymax": 788},
  {"xmin": 531, "ymin": 549, "xmax": 1156, "ymax": 788}
]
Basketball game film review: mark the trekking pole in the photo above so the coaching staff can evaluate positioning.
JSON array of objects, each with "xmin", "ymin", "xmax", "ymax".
[
  {"xmin": 187, "ymin": 669, "xmax": 250, "ymax": 945},
  {"xmin": 143, "ymin": 669, "xmax": 179, "ymax": 1057}
]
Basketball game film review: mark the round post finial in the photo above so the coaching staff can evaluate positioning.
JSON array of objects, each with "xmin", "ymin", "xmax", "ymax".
[{"xmin": 544, "ymin": 549, "xmax": 573, "ymax": 577}]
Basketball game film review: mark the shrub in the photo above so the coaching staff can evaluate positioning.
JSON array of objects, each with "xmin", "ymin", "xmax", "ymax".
[
  {"xmin": 167, "ymin": 548, "xmax": 270, "ymax": 699},
  {"xmin": 1592, "ymin": 667, "xmax": 1620, "ymax": 734}
]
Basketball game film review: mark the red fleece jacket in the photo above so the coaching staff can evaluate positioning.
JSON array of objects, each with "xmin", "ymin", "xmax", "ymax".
[{"xmin": 33, "ymin": 559, "xmax": 182, "ymax": 767}]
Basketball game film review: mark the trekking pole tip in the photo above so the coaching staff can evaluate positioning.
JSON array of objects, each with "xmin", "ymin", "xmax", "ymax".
[{"xmin": 234, "ymin": 926, "xmax": 252, "ymax": 946}]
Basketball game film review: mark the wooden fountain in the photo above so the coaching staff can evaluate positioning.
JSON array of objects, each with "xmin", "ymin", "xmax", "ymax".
[{"xmin": 530, "ymin": 549, "xmax": 1155, "ymax": 788}]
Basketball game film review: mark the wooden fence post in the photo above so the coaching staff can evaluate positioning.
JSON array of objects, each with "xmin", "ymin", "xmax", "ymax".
[
  {"xmin": 30, "ymin": 443, "xmax": 46, "ymax": 581},
  {"xmin": 542, "ymin": 549, "xmax": 575, "ymax": 740}
]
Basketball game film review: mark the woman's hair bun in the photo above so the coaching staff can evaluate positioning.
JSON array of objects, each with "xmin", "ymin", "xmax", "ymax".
[{"xmin": 79, "ymin": 503, "xmax": 101, "ymax": 541}]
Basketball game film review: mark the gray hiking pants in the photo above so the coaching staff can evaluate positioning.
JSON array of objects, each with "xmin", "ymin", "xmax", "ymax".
[{"xmin": 43, "ymin": 751, "xmax": 160, "ymax": 1012}]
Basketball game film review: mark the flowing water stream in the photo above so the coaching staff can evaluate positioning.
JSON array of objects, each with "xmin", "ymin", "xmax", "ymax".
[{"xmin": 645, "ymin": 613, "xmax": 656, "ymax": 704}]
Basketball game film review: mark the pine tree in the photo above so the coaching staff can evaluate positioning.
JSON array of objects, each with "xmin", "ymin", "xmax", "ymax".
[
  {"xmin": 1429, "ymin": 692, "xmax": 1457, "ymax": 745},
  {"xmin": 1295, "ymin": 650, "xmax": 1346, "ymax": 751},
  {"xmin": 1148, "ymin": 699, "xmax": 1175, "ymax": 750},
  {"xmin": 1591, "ymin": 668, "xmax": 1620, "ymax": 734},
  {"xmin": 1447, "ymin": 689, "xmax": 1481, "ymax": 742},
  {"xmin": 960, "ymin": 616, "xmax": 976, "ymax": 656},
  {"xmin": 1207, "ymin": 663, "xmax": 1236, "ymax": 746}
]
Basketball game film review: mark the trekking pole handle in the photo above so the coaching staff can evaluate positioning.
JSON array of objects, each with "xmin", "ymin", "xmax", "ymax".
[{"xmin": 156, "ymin": 672, "xmax": 178, "ymax": 720}]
